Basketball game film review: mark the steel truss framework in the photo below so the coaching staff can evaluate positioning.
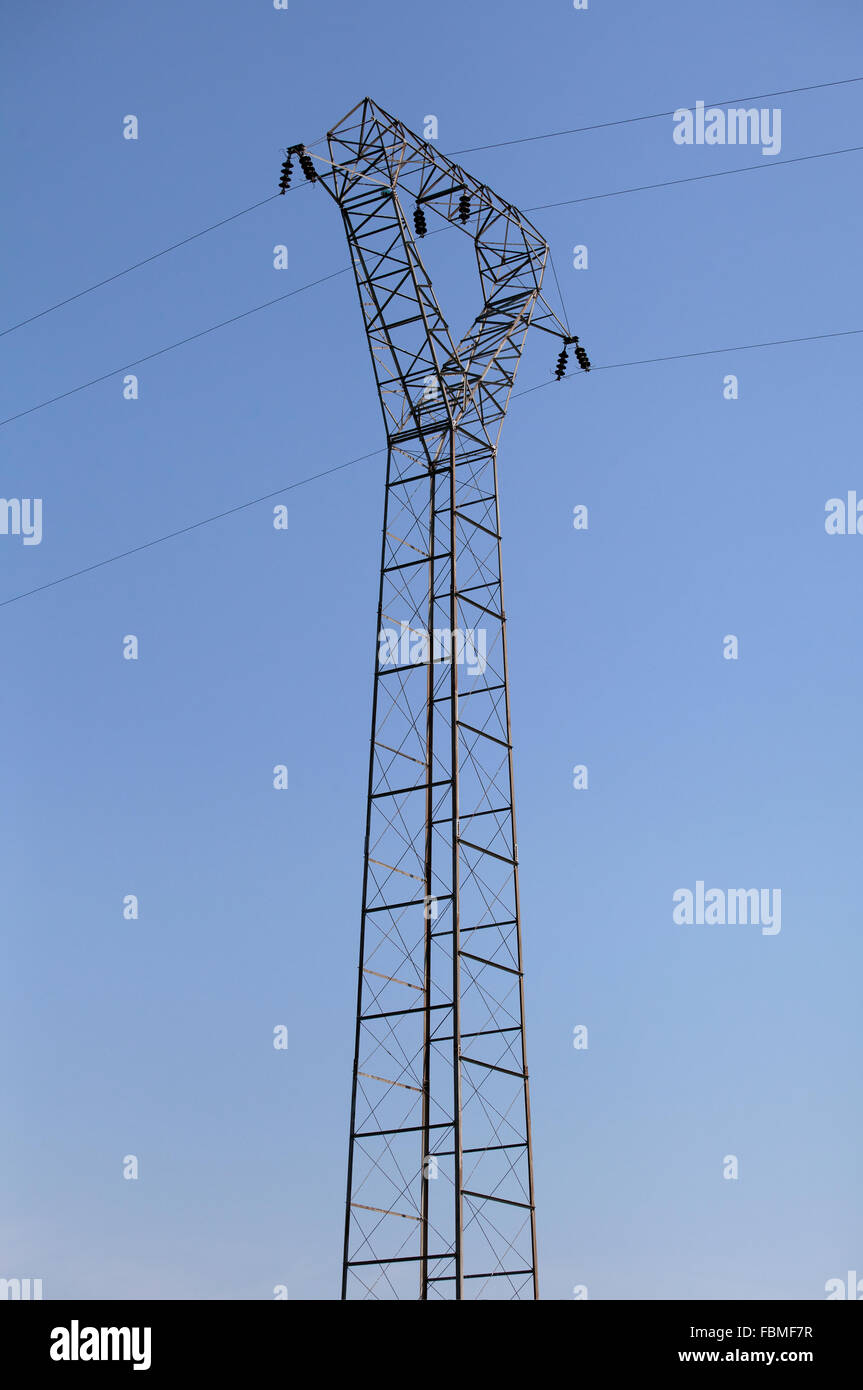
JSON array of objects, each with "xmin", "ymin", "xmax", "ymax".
[{"xmin": 304, "ymin": 98, "xmax": 570, "ymax": 1300}]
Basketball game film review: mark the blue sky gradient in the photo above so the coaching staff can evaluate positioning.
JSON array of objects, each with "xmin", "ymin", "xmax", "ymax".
[{"xmin": 2, "ymin": 0, "xmax": 861, "ymax": 1299}]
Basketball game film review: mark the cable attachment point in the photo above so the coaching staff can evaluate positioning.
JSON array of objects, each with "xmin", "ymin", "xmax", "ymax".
[
  {"xmin": 556, "ymin": 335, "xmax": 590, "ymax": 378},
  {"xmin": 285, "ymin": 143, "xmax": 318, "ymax": 184}
]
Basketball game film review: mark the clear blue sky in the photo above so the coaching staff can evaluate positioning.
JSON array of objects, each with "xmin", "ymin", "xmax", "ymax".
[{"xmin": 2, "ymin": 0, "xmax": 861, "ymax": 1300}]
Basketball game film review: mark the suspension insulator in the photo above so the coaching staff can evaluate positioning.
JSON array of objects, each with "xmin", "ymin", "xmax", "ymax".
[
  {"xmin": 413, "ymin": 205, "xmax": 427, "ymax": 237},
  {"xmin": 575, "ymin": 345, "xmax": 591, "ymax": 372},
  {"xmin": 298, "ymin": 151, "xmax": 318, "ymax": 183},
  {"xmin": 278, "ymin": 157, "xmax": 293, "ymax": 194},
  {"xmin": 554, "ymin": 348, "xmax": 568, "ymax": 381},
  {"xmin": 457, "ymin": 191, "xmax": 470, "ymax": 223}
]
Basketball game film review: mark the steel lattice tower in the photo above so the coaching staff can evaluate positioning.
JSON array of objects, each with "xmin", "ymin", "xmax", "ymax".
[{"xmin": 291, "ymin": 99, "xmax": 573, "ymax": 1300}]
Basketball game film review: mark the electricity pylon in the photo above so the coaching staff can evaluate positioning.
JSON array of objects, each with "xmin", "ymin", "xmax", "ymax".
[{"xmin": 288, "ymin": 98, "xmax": 577, "ymax": 1300}]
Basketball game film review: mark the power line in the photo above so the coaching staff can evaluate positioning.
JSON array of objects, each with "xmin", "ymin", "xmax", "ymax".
[
  {"xmin": 2, "ymin": 325, "xmax": 859, "ymax": 610},
  {"xmin": 3, "ymin": 140, "xmax": 858, "ymax": 432},
  {"xmin": 525, "ymin": 144, "xmax": 863, "ymax": 210},
  {"xmin": 0, "ymin": 450, "xmax": 384, "ymax": 609},
  {"xmin": 0, "ymin": 266, "xmax": 350, "ymax": 429},
  {"xmin": 449, "ymin": 74, "xmax": 863, "ymax": 155},
  {"xmin": 579, "ymin": 327, "xmax": 863, "ymax": 373},
  {"xmin": 0, "ymin": 193, "xmax": 288, "ymax": 340},
  {"xmin": 2, "ymin": 73, "xmax": 858, "ymax": 342},
  {"xmin": 517, "ymin": 327, "xmax": 863, "ymax": 396}
]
